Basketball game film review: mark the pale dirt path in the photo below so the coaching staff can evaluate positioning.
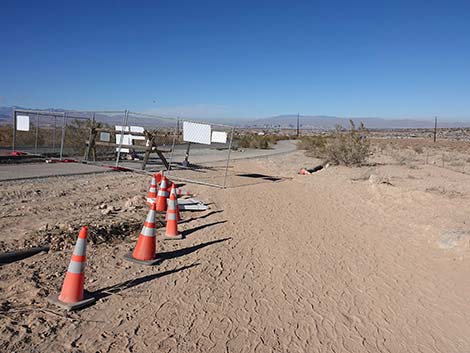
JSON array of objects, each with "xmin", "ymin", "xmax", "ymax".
[{"xmin": 1, "ymin": 150, "xmax": 469, "ymax": 352}]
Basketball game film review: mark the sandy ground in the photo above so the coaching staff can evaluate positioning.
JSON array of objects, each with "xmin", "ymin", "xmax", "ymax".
[{"xmin": 1, "ymin": 145, "xmax": 470, "ymax": 352}]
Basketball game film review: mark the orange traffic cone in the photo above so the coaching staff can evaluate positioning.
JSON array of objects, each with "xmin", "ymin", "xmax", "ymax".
[
  {"xmin": 154, "ymin": 170, "xmax": 164, "ymax": 184},
  {"xmin": 146, "ymin": 174, "xmax": 158, "ymax": 206},
  {"xmin": 123, "ymin": 202, "xmax": 161, "ymax": 265},
  {"xmin": 155, "ymin": 176, "xmax": 169, "ymax": 212},
  {"xmin": 164, "ymin": 184, "xmax": 183, "ymax": 240},
  {"xmin": 47, "ymin": 226, "xmax": 95, "ymax": 310}
]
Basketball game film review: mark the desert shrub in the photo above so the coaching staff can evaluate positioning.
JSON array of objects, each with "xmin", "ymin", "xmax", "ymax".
[
  {"xmin": 297, "ymin": 135, "xmax": 331, "ymax": 158},
  {"xmin": 63, "ymin": 118, "xmax": 92, "ymax": 156},
  {"xmin": 0, "ymin": 125, "xmax": 12, "ymax": 148},
  {"xmin": 412, "ymin": 145, "xmax": 424, "ymax": 154},
  {"xmin": 323, "ymin": 120, "xmax": 370, "ymax": 166},
  {"xmin": 238, "ymin": 134, "xmax": 276, "ymax": 149}
]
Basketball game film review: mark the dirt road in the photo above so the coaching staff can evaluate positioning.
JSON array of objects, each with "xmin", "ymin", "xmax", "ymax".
[{"xmin": 1, "ymin": 150, "xmax": 469, "ymax": 352}]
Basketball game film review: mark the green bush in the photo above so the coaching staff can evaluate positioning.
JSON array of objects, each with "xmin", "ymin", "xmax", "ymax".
[
  {"xmin": 324, "ymin": 120, "xmax": 370, "ymax": 166},
  {"xmin": 298, "ymin": 121, "xmax": 369, "ymax": 166}
]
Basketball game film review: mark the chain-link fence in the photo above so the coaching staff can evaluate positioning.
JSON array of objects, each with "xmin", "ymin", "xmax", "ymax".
[
  {"xmin": 8, "ymin": 108, "xmax": 236, "ymax": 188},
  {"xmin": 165, "ymin": 120, "xmax": 235, "ymax": 188},
  {"xmin": 11, "ymin": 109, "xmax": 91, "ymax": 159}
]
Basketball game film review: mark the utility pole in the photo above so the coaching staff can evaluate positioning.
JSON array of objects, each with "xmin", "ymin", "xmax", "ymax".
[
  {"xmin": 433, "ymin": 116, "xmax": 437, "ymax": 143},
  {"xmin": 297, "ymin": 113, "xmax": 300, "ymax": 137}
]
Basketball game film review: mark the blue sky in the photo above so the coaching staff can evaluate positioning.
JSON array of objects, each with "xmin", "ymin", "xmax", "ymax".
[{"xmin": 1, "ymin": 0, "xmax": 470, "ymax": 120}]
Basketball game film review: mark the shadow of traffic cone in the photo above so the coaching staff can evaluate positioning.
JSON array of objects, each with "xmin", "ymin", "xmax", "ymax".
[
  {"xmin": 47, "ymin": 226, "xmax": 96, "ymax": 311},
  {"xmin": 146, "ymin": 174, "xmax": 158, "ymax": 207},
  {"xmin": 155, "ymin": 177, "xmax": 169, "ymax": 212},
  {"xmin": 163, "ymin": 184, "xmax": 183, "ymax": 240},
  {"xmin": 123, "ymin": 202, "xmax": 161, "ymax": 265}
]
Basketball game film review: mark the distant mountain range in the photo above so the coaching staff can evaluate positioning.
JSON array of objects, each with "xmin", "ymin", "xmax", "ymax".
[
  {"xmin": 245, "ymin": 114, "xmax": 470, "ymax": 129},
  {"xmin": 1, "ymin": 107, "xmax": 469, "ymax": 129}
]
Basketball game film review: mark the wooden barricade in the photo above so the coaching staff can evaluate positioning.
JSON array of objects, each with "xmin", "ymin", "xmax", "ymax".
[{"xmin": 84, "ymin": 124, "xmax": 171, "ymax": 170}]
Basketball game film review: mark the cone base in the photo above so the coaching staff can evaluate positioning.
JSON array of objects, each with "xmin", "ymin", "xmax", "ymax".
[
  {"xmin": 163, "ymin": 233, "xmax": 183, "ymax": 240},
  {"xmin": 47, "ymin": 291, "xmax": 95, "ymax": 311},
  {"xmin": 123, "ymin": 252, "xmax": 161, "ymax": 266}
]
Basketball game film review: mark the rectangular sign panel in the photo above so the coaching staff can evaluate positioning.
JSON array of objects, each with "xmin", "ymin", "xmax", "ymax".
[
  {"xmin": 17, "ymin": 115, "xmax": 30, "ymax": 131},
  {"xmin": 115, "ymin": 134, "xmax": 133, "ymax": 146},
  {"xmin": 211, "ymin": 131, "xmax": 227, "ymax": 144},
  {"xmin": 183, "ymin": 121, "xmax": 211, "ymax": 145},
  {"xmin": 99, "ymin": 132, "xmax": 111, "ymax": 142},
  {"xmin": 115, "ymin": 125, "xmax": 144, "ymax": 133}
]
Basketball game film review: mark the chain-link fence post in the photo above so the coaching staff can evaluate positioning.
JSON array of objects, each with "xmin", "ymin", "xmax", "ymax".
[
  {"xmin": 115, "ymin": 109, "xmax": 129, "ymax": 167},
  {"xmin": 59, "ymin": 112, "xmax": 66, "ymax": 160},
  {"xmin": 223, "ymin": 127, "xmax": 235, "ymax": 188},
  {"xmin": 34, "ymin": 114, "xmax": 39, "ymax": 155},
  {"xmin": 52, "ymin": 115, "xmax": 57, "ymax": 153},
  {"xmin": 84, "ymin": 112, "xmax": 95, "ymax": 162},
  {"xmin": 12, "ymin": 110, "xmax": 17, "ymax": 152},
  {"xmin": 167, "ymin": 117, "xmax": 179, "ymax": 175}
]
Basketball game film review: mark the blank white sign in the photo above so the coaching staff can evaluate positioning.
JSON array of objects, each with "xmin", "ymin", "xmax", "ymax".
[
  {"xmin": 115, "ymin": 125, "xmax": 144, "ymax": 133},
  {"xmin": 130, "ymin": 126, "xmax": 144, "ymax": 133},
  {"xmin": 17, "ymin": 115, "xmax": 30, "ymax": 131},
  {"xmin": 99, "ymin": 132, "xmax": 111, "ymax": 142},
  {"xmin": 211, "ymin": 131, "xmax": 227, "ymax": 144},
  {"xmin": 183, "ymin": 121, "xmax": 211, "ymax": 145},
  {"xmin": 115, "ymin": 134, "xmax": 133, "ymax": 146}
]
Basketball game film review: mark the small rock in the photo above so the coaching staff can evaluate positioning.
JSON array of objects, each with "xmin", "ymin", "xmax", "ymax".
[{"xmin": 38, "ymin": 223, "xmax": 49, "ymax": 231}]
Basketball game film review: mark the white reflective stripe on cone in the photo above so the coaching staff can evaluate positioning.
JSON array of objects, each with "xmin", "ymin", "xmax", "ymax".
[
  {"xmin": 140, "ymin": 226, "xmax": 155, "ymax": 237},
  {"xmin": 145, "ymin": 210, "xmax": 156, "ymax": 223},
  {"xmin": 73, "ymin": 238, "xmax": 86, "ymax": 256},
  {"xmin": 68, "ymin": 260, "xmax": 85, "ymax": 274},
  {"xmin": 167, "ymin": 213, "xmax": 177, "ymax": 221}
]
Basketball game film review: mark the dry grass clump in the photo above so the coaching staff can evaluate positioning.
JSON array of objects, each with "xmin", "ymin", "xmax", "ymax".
[{"xmin": 298, "ymin": 120, "xmax": 370, "ymax": 166}]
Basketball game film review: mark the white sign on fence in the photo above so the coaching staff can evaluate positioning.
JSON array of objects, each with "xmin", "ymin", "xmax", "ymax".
[
  {"xmin": 115, "ymin": 134, "xmax": 133, "ymax": 146},
  {"xmin": 99, "ymin": 132, "xmax": 111, "ymax": 142},
  {"xmin": 16, "ymin": 115, "xmax": 30, "ymax": 131},
  {"xmin": 211, "ymin": 131, "xmax": 227, "ymax": 144},
  {"xmin": 183, "ymin": 121, "xmax": 211, "ymax": 145},
  {"xmin": 115, "ymin": 125, "xmax": 145, "ymax": 133},
  {"xmin": 114, "ymin": 125, "xmax": 145, "ymax": 152}
]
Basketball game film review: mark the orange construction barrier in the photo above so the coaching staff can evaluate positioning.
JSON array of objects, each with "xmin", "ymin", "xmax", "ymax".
[
  {"xmin": 164, "ymin": 184, "xmax": 182, "ymax": 240},
  {"xmin": 47, "ymin": 226, "xmax": 95, "ymax": 310},
  {"xmin": 123, "ymin": 202, "xmax": 161, "ymax": 265}
]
